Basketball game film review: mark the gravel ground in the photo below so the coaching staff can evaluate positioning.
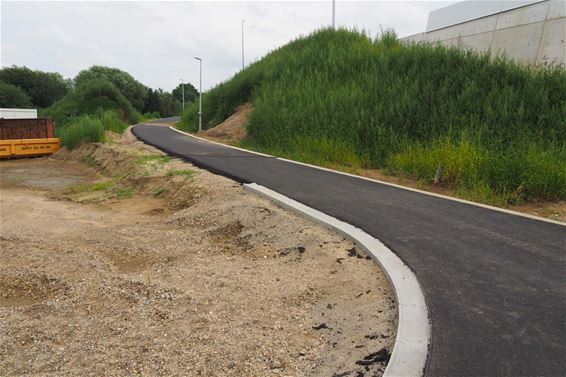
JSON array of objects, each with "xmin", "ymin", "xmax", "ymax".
[{"xmin": 0, "ymin": 129, "xmax": 397, "ymax": 376}]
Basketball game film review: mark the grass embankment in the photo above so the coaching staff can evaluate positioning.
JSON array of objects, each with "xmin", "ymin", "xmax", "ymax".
[{"xmin": 179, "ymin": 29, "xmax": 566, "ymax": 204}]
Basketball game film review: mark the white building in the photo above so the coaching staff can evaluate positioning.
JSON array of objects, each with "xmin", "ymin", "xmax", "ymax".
[{"xmin": 401, "ymin": 0, "xmax": 565, "ymax": 66}]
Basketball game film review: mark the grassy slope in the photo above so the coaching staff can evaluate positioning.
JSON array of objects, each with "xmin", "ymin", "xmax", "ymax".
[{"xmin": 179, "ymin": 29, "xmax": 566, "ymax": 203}]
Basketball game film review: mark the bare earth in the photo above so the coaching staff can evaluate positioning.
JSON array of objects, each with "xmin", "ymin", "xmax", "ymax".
[
  {"xmin": 0, "ymin": 129, "xmax": 396, "ymax": 376},
  {"xmin": 195, "ymin": 105, "xmax": 565, "ymax": 223}
]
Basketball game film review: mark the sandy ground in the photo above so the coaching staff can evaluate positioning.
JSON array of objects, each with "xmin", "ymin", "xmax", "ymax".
[
  {"xmin": 194, "ymin": 105, "xmax": 565, "ymax": 223},
  {"xmin": 200, "ymin": 103, "xmax": 251, "ymax": 145},
  {"xmin": 0, "ymin": 129, "xmax": 396, "ymax": 377}
]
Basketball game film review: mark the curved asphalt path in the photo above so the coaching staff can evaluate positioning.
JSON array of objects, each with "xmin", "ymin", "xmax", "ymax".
[{"xmin": 133, "ymin": 123, "xmax": 565, "ymax": 377}]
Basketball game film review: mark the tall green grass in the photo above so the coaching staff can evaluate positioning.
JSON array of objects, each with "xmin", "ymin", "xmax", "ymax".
[
  {"xmin": 58, "ymin": 110, "xmax": 128, "ymax": 149},
  {"xmin": 179, "ymin": 28, "xmax": 566, "ymax": 202}
]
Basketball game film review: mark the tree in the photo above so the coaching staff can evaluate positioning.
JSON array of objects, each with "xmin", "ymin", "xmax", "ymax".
[
  {"xmin": 158, "ymin": 91, "xmax": 182, "ymax": 117},
  {"xmin": 0, "ymin": 66, "xmax": 70, "ymax": 108},
  {"xmin": 47, "ymin": 78, "xmax": 140, "ymax": 127},
  {"xmin": 143, "ymin": 88, "xmax": 161, "ymax": 114},
  {"xmin": 172, "ymin": 82, "xmax": 198, "ymax": 106},
  {"xmin": 0, "ymin": 82, "xmax": 33, "ymax": 108},
  {"xmin": 74, "ymin": 66, "xmax": 148, "ymax": 112}
]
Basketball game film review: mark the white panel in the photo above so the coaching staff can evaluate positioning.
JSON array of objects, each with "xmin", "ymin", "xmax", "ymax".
[
  {"xmin": 547, "ymin": 0, "xmax": 566, "ymax": 19},
  {"xmin": 496, "ymin": 1, "xmax": 550, "ymax": 28},
  {"xmin": 491, "ymin": 21, "xmax": 545, "ymax": 63},
  {"xmin": 460, "ymin": 31, "xmax": 497, "ymax": 52},
  {"xmin": 0, "ymin": 108, "xmax": 38, "ymax": 119},
  {"xmin": 537, "ymin": 17, "xmax": 566, "ymax": 65},
  {"xmin": 427, "ymin": 0, "xmax": 547, "ymax": 31}
]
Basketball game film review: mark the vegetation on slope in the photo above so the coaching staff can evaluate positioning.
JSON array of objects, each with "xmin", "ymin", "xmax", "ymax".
[
  {"xmin": 0, "ymin": 82, "xmax": 33, "ymax": 108},
  {"xmin": 0, "ymin": 64, "xmax": 195, "ymax": 149},
  {"xmin": 48, "ymin": 78, "xmax": 140, "ymax": 127},
  {"xmin": 179, "ymin": 28, "xmax": 566, "ymax": 202},
  {"xmin": 0, "ymin": 66, "xmax": 70, "ymax": 108},
  {"xmin": 74, "ymin": 66, "xmax": 149, "ymax": 112}
]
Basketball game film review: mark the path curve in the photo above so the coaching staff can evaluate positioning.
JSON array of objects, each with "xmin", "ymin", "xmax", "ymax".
[{"xmin": 132, "ymin": 123, "xmax": 566, "ymax": 377}]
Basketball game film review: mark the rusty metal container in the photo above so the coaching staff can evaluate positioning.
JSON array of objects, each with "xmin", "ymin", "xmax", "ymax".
[
  {"xmin": 0, "ymin": 118, "xmax": 55, "ymax": 139},
  {"xmin": 0, "ymin": 118, "xmax": 60, "ymax": 158}
]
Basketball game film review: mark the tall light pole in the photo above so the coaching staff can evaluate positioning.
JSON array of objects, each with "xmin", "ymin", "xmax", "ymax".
[
  {"xmin": 241, "ymin": 20, "xmax": 246, "ymax": 70},
  {"xmin": 332, "ymin": 0, "xmax": 335, "ymax": 29},
  {"xmin": 179, "ymin": 78, "xmax": 185, "ymax": 110},
  {"xmin": 193, "ymin": 57, "xmax": 202, "ymax": 132}
]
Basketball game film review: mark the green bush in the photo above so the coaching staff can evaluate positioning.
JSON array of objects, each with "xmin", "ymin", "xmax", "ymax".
[
  {"xmin": 0, "ymin": 66, "xmax": 70, "ymax": 108},
  {"xmin": 59, "ymin": 115, "xmax": 105, "ymax": 149},
  {"xmin": 58, "ymin": 110, "xmax": 128, "ymax": 149},
  {"xmin": 47, "ymin": 78, "xmax": 140, "ymax": 127},
  {"xmin": 74, "ymin": 66, "xmax": 148, "ymax": 112},
  {"xmin": 143, "ymin": 111, "xmax": 161, "ymax": 120},
  {"xmin": 179, "ymin": 28, "xmax": 566, "ymax": 201},
  {"xmin": 0, "ymin": 81, "xmax": 32, "ymax": 108},
  {"xmin": 98, "ymin": 109, "xmax": 129, "ymax": 134}
]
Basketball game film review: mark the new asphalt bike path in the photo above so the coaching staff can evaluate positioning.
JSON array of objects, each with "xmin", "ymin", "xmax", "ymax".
[{"xmin": 133, "ymin": 123, "xmax": 565, "ymax": 377}]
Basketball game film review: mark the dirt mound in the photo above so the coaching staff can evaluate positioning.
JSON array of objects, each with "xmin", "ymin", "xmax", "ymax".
[
  {"xmin": 200, "ymin": 103, "xmax": 251, "ymax": 143},
  {"xmin": 52, "ymin": 132, "xmax": 201, "ymax": 210}
]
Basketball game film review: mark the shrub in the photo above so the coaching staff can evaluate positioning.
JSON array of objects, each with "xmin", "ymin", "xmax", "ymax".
[
  {"xmin": 74, "ymin": 66, "xmax": 148, "ymax": 112},
  {"xmin": 0, "ymin": 81, "xmax": 32, "ymax": 108},
  {"xmin": 98, "ymin": 109, "xmax": 128, "ymax": 133},
  {"xmin": 59, "ymin": 115, "xmax": 105, "ymax": 149},
  {"xmin": 58, "ymin": 110, "xmax": 128, "ymax": 149},
  {"xmin": 47, "ymin": 78, "xmax": 140, "ymax": 127},
  {"xmin": 0, "ymin": 66, "xmax": 70, "ymax": 108}
]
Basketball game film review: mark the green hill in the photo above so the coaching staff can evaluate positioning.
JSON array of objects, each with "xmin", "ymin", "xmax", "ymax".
[{"xmin": 179, "ymin": 28, "xmax": 566, "ymax": 202}]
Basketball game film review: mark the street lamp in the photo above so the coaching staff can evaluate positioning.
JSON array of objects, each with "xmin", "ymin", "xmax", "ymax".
[
  {"xmin": 179, "ymin": 78, "xmax": 185, "ymax": 110},
  {"xmin": 332, "ymin": 0, "xmax": 335, "ymax": 29},
  {"xmin": 241, "ymin": 20, "xmax": 246, "ymax": 70},
  {"xmin": 193, "ymin": 57, "xmax": 202, "ymax": 132}
]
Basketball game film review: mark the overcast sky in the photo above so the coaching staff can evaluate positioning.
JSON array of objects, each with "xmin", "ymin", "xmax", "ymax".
[{"xmin": 1, "ymin": 1, "xmax": 456, "ymax": 91}]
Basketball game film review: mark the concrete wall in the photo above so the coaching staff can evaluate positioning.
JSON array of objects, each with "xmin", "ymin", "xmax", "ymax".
[
  {"xmin": 425, "ymin": 0, "xmax": 546, "ymax": 32},
  {"xmin": 401, "ymin": 0, "xmax": 565, "ymax": 66}
]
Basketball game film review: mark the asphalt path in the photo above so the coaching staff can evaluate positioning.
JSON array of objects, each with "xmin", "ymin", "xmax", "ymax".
[{"xmin": 133, "ymin": 124, "xmax": 566, "ymax": 377}]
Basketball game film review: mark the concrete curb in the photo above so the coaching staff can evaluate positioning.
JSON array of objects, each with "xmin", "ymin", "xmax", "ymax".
[
  {"xmin": 244, "ymin": 183, "xmax": 431, "ymax": 377},
  {"xmin": 166, "ymin": 126, "xmax": 564, "ymax": 227}
]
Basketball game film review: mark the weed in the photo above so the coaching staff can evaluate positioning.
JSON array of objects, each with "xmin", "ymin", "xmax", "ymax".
[
  {"xmin": 152, "ymin": 187, "xmax": 165, "ymax": 197},
  {"xmin": 165, "ymin": 169, "xmax": 195, "ymax": 178},
  {"xmin": 137, "ymin": 154, "xmax": 171, "ymax": 165},
  {"xmin": 113, "ymin": 187, "xmax": 133, "ymax": 199},
  {"xmin": 82, "ymin": 154, "xmax": 96, "ymax": 167},
  {"xmin": 67, "ymin": 180, "xmax": 112, "ymax": 194}
]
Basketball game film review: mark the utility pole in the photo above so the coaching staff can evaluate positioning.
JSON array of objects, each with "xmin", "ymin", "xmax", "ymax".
[
  {"xmin": 242, "ymin": 20, "xmax": 246, "ymax": 70},
  {"xmin": 194, "ymin": 57, "xmax": 202, "ymax": 132},
  {"xmin": 332, "ymin": 0, "xmax": 335, "ymax": 29},
  {"xmin": 179, "ymin": 79, "xmax": 185, "ymax": 110}
]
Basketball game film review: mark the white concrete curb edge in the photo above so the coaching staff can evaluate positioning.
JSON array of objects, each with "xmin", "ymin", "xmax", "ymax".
[
  {"xmin": 244, "ymin": 182, "xmax": 431, "ymax": 377},
  {"xmin": 166, "ymin": 126, "xmax": 564, "ymax": 227}
]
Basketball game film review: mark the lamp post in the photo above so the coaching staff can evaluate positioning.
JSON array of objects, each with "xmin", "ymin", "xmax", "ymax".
[
  {"xmin": 179, "ymin": 78, "xmax": 185, "ymax": 110},
  {"xmin": 241, "ymin": 20, "xmax": 246, "ymax": 70},
  {"xmin": 193, "ymin": 57, "xmax": 202, "ymax": 132},
  {"xmin": 332, "ymin": 0, "xmax": 335, "ymax": 29}
]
